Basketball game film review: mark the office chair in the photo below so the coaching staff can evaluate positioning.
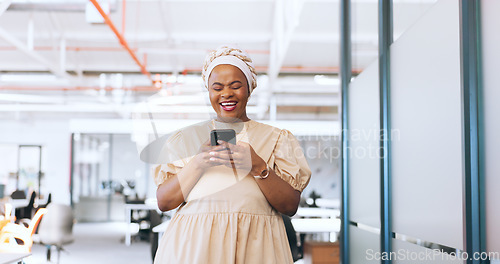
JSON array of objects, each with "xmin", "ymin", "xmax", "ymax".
[
  {"xmin": 38, "ymin": 193, "xmax": 52, "ymax": 208},
  {"xmin": 10, "ymin": 190, "xmax": 26, "ymax": 199},
  {"xmin": 38, "ymin": 203, "xmax": 75, "ymax": 264},
  {"xmin": 15, "ymin": 191, "xmax": 36, "ymax": 221},
  {"xmin": 0, "ymin": 208, "xmax": 47, "ymax": 253}
]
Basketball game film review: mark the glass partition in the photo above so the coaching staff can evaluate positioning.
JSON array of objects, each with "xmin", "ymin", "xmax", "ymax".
[
  {"xmin": 390, "ymin": 0, "xmax": 463, "ymax": 250},
  {"xmin": 351, "ymin": 0, "xmax": 379, "ymax": 75},
  {"xmin": 350, "ymin": 225, "xmax": 380, "ymax": 263},
  {"xmin": 72, "ymin": 133, "xmax": 153, "ymax": 222},
  {"xmin": 392, "ymin": 239, "xmax": 463, "ymax": 264},
  {"xmin": 393, "ymin": 0, "xmax": 438, "ymax": 42},
  {"xmin": 348, "ymin": 60, "xmax": 380, "ymax": 228}
]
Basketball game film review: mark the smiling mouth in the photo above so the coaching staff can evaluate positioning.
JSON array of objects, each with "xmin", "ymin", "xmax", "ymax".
[{"xmin": 220, "ymin": 101, "xmax": 237, "ymax": 111}]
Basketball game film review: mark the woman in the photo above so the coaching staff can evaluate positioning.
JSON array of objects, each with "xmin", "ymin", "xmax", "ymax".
[{"xmin": 154, "ymin": 45, "xmax": 311, "ymax": 263}]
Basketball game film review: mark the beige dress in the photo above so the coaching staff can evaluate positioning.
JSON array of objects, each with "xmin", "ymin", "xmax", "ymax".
[{"xmin": 153, "ymin": 120, "xmax": 311, "ymax": 264}]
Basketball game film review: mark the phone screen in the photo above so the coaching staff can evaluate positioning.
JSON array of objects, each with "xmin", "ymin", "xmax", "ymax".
[{"xmin": 210, "ymin": 129, "xmax": 236, "ymax": 146}]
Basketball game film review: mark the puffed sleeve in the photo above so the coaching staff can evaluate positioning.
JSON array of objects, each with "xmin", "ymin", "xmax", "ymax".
[
  {"xmin": 269, "ymin": 129, "xmax": 311, "ymax": 192},
  {"xmin": 153, "ymin": 131, "xmax": 187, "ymax": 186}
]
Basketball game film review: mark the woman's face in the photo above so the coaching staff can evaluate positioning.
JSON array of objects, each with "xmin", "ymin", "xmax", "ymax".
[{"xmin": 208, "ymin": 64, "xmax": 250, "ymax": 122}]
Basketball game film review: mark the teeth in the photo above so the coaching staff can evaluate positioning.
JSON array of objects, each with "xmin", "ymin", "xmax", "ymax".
[{"xmin": 221, "ymin": 102, "xmax": 236, "ymax": 106}]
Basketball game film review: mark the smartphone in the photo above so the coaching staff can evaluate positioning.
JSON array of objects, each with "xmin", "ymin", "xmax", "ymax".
[{"xmin": 210, "ymin": 129, "xmax": 236, "ymax": 146}]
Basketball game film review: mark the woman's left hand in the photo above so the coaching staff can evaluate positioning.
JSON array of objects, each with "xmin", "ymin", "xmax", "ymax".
[
  {"xmin": 209, "ymin": 140, "xmax": 266, "ymax": 177},
  {"xmin": 210, "ymin": 140, "xmax": 301, "ymax": 216}
]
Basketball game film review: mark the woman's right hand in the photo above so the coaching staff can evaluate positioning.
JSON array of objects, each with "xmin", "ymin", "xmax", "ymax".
[
  {"xmin": 191, "ymin": 140, "xmax": 228, "ymax": 171},
  {"xmin": 157, "ymin": 140, "xmax": 229, "ymax": 212}
]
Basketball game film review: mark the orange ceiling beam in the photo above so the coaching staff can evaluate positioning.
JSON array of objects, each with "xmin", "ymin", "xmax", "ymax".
[{"xmin": 88, "ymin": 0, "xmax": 152, "ymax": 82}]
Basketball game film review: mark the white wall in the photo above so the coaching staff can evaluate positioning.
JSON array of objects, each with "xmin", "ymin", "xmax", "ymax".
[{"xmin": 1, "ymin": 119, "xmax": 71, "ymax": 204}]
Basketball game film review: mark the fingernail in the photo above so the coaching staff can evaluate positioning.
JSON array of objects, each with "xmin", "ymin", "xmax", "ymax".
[
  {"xmin": 209, "ymin": 152, "xmax": 215, "ymax": 156},
  {"xmin": 210, "ymin": 157, "xmax": 216, "ymax": 161},
  {"xmin": 218, "ymin": 140, "xmax": 223, "ymax": 144}
]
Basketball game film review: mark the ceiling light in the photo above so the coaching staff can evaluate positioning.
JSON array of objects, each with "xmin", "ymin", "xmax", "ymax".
[
  {"xmin": 0, "ymin": 73, "xmax": 57, "ymax": 83},
  {"xmin": 314, "ymin": 75, "xmax": 340, "ymax": 86},
  {"xmin": 85, "ymin": 2, "xmax": 109, "ymax": 24}
]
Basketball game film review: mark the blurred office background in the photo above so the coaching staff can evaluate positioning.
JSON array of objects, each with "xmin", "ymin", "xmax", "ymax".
[{"xmin": 0, "ymin": 0, "xmax": 499, "ymax": 263}]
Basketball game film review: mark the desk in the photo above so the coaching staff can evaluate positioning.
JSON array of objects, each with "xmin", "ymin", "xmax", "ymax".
[
  {"xmin": 291, "ymin": 218, "xmax": 341, "ymax": 242},
  {"xmin": 0, "ymin": 253, "xmax": 31, "ymax": 264},
  {"xmin": 124, "ymin": 203, "xmax": 158, "ymax": 246},
  {"xmin": 295, "ymin": 208, "xmax": 340, "ymax": 218},
  {"xmin": 291, "ymin": 218, "xmax": 340, "ymax": 233},
  {"xmin": 315, "ymin": 198, "xmax": 340, "ymax": 209},
  {"xmin": 7, "ymin": 199, "xmax": 29, "ymax": 217},
  {"xmin": 5, "ymin": 196, "xmax": 48, "ymax": 214},
  {"xmin": 152, "ymin": 220, "xmax": 171, "ymax": 245}
]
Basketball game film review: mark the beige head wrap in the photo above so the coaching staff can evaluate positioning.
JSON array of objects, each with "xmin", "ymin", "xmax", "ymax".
[{"xmin": 202, "ymin": 45, "xmax": 257, "ymax": 94}]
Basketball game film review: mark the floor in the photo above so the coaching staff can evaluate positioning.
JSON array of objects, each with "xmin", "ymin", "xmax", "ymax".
[{"xmin": 27, "ymin": 222, "xmax": 151, "ymax": 264}]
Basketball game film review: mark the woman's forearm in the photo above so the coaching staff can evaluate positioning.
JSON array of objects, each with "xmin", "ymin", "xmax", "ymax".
[
  {"xmin": 156, "ymin": 142, "xmax": 231, "ymax": 211},
  {"xmin": 253, "ymin": 169, "xmax": 301, "ymax": 216},
  {"xmin": 156, "ymin": 176, "xmax": 184, "ymax": 211},
  {"xmin": 156, "ymin": 159, "xmax": 205, "ymax": 211}
]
